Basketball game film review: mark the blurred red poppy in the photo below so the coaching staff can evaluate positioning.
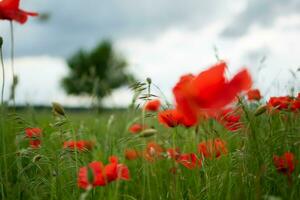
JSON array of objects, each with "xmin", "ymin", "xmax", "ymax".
[
  {"xmin": 144, "ymin": 99, "xmax": 161, "ymax": 112},
  {"xmin": 198, "ymin": 138, "xmax": 228, "ymax": 159},
  {"xmin": 217, "ymin": 108, "xmax": 243, "ymax": 131},
  {"xmin": 25, "ymin": 128, "xmax": 42, "ymax": 148},
  {"xmin": 29, "ymin": 139, "xmax": 41, "ymax": 149},
  {"xmin": 78, "ymin": 161, "xmax": 106, "ymax": 189},
  {"xmin": 291, "ymin": 98, "xmax": 300, "ymax": 112},
  {"xmin": 103, "ymin": 156, "xmax": 130, "ymax": 183},
  {"xmin": 0, "ymin": 0, "xmax": 38, "ymax": 24},
  {"xmin": 78, "ymin": 156, "xmax": 130, "ymax": 190},
  {"xmin": 143, "ymin": 141, "xmax": 164, "ymax": 161},
  {"xmin": 166, "ymin": 148, "xmax": 181, "ymax": 160},
  {"xmin": 247, "ymin": 89, "xmax": 262, "ymax": 101},
  {"xmin": 129, "ymin": 123, "xmax": 146, "ymax": 134},
  {"xmin": 273, "ymin": 152, "xmax": 297, "ymax": 176},
  {"xmin": 63, "ymin": 140, "xmax": 94, "ymax": 151},
  {"xmin": 158, "ymin": 109, "xmax": 182, "ymax": 127},
  {"xmin": 125, "ymin": 149, "xmax": 139, "ymax": 160},
  {"xmin": 173, "ymin": 61, "xmax": 252, "ymax": 126},
  {"xmin": 25, "ymin": 127, "xmax": 42, "ymax": 138},
  {"xmin": 177, "ymin": 153, "xmax": 202, "ymax": 169},
  {"xmin": 268, "ymin": 96, "xmax": 293, "ymax": 111}
]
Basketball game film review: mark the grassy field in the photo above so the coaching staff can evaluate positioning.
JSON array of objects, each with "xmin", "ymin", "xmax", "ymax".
[{"xmin": 0, "ymin": 101, "xmax": 300, "ymax": 200}]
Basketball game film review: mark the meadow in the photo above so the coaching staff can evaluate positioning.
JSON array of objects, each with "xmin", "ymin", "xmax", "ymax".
[
  {"xmin": 1, "ymin": 1, "xmax": 300, "ymax": 199},
  {"xmin": 1, "ymin": 82, "xmax": 300, "ymax": 199}
]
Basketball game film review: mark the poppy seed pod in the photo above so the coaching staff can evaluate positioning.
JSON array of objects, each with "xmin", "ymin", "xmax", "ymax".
[
  {"xmin": 146, "ymin": 77, "xmax": 152, "ymax": 84},
  {"xmin": 0, "ymin": 37, "xmax": 3, "ymax": 48},
  {"xmin": 52, "ymin": 102, "xmax": 65, "ymax": 116},
  {"xmin": 139, "ymin": 128, "xmax": 157, "ymax": 137},
  {"xmin": 254, "ymin": 105, "xmax": 267, "ymax": 116}
]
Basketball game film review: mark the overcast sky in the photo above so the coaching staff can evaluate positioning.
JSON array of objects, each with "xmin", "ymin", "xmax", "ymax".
[{"xmin": 0, "ymin": 0, "xmax": 299, "ymax": 107}]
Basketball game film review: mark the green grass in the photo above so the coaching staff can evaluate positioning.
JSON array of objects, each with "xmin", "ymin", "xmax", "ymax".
[{"xmin": 0, "ymin": 104, "xmax": 300, "ymax": 200}]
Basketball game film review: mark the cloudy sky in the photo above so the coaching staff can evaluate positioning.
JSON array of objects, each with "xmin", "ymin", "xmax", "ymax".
[{"xmin": 0, "ymin": 0, "xmax": 300, "ymax": 107}]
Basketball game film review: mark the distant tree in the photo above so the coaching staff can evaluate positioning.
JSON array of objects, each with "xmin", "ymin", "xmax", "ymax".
[{"xmin": 62, "ymin": 40, "xmax": 135, "ymax": 108}]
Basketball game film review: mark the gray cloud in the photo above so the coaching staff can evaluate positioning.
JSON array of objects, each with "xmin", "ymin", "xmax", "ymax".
[
  {"xmin": 0, "ymin": 0, "xmax": 234, "ymax": 58},
  {"xmin": 221, "ymin": 0, "xmax": 300, "ymax": 37}
]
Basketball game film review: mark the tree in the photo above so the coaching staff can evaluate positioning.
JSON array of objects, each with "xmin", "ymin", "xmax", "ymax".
[{"xmin": 62, "ymin": 40, "xmax": 134, "ymax": 107}]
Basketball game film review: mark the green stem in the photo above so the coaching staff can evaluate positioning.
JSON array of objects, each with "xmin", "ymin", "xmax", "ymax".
[
  {"xmin": 10, "ymin": 21, "xmax": 15, "ymax": 107},
  {"xmin": 0, "ymin": 46, "xmax": 4, "ymax": 105}
]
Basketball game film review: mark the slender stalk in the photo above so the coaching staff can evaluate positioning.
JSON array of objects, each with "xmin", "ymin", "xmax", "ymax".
[
  {"xmin": 0, "ymin": 45, "xmax": 8, "ymax": 197},
  {"xmin": 0, "ymin": 46, "xmax": 4, "ymax": 105},
  {"xmin": 10, "ymin": 21, "xmax": 15, "ymax": 106}
]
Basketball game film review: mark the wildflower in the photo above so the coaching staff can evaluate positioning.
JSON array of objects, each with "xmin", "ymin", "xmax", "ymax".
[
  {"xmin": 125, "ymin": 149, "xmax": 139, "ymax": 160},
  {"xmin": 273, "ymin": 152, "xmax": 297, "ymax": 176},
  {"xmin": 166, "ymin": 148, "xmax": 181, "ymax": 160},
  {"xmin": 198, "ymin": 138, "xmax": 228, "ymax": 159},
  {"xmin": 0, "ymin": 0, "xmax": 38, "ymax": 24},
  {"xmin": 29, "ymin": 139, "xmax": 41, "ymax": 149},
  {"xmin": 291, "ymin": 98, "xmax": 300, "ymax": 112},
  {"xmin": 217, "ymin": 108, "xmax": 242, "ymax": 131},
  {"xmin": 247, "ymin": 89, "xmax": 262, "ymax": 101},
  {"xmin": 177, "ymin": 153, "xmax": 202, "ymax": 169},
  {"xmin": 144, "ymin": 99, "xmax": 161, "ymax": 112},
  {"xmin": 158, "ymin": 109, "xmax": 183, "ymax": 128},
  {"xmin": 78, "ymin": 161, "xmax": 106, "ymax": 189},
  {"xmin": 267, "ymin": 96, "xmax": 293, "ymax": 111},
  {"xmin": 128, "ymin": 123, "xmax": 146, "ymax": 134},
  {"xmin": 173, "ymin": 61, "xmax": 252, "ymax": 126},
  {"xmin": 78, "ymin": 156, "xmax": 130, "ymax": 190},
  {"xmin": 63, "ymin": 140, "xmax": 94, "ymax": 151},
  {"xmin": 25, "ymin": 128, "xmax": 42, "ymax": 148},
  {"xmin": 143, "ymin": 141, "xmax": 164, "ymax": 161},
  {"xmin": 25, "ymin": 128, "xmax": 42, "ymax": 138},
  {"xmin": 103, "ymin": 156, "xmax": 130, "ymax": 183}
]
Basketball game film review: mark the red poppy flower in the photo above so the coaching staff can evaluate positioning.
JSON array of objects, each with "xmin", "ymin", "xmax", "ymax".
[
  {"xmin": 143, "ymin": 141, "xmax": 164, "ymax": 161},
  {"xmin": 144, "ymin": 99, "xmax": 161, "ymax": 112},
  {"xmin": 125, "ymin": 149, "xmax": 139, "ymax": 160},
  {"xmin": 247, "ymin": 89, "xmax": 262, "ymax": 101},
  {"xmin": 103, "ymin": 156, "xmax": 130, "ymax": 182},
  {"xmin": 291, "ymin": 98, "xmax": 300, "ymax": 112},
  {"xmin": 166, "ymin": 148, "xmax": 181, "ymax": 160},
  {"xmin": 63, "ymin": 140, "xmax": 94, "ymax": 151},
  {"xmin": 25, "ymin": 128, "xmax": 42, "ymax": 148},
  {"xmin": 217, "ymin": 108, "xmax": 243, "ymax": 131},
  {"xmin": 0, "ymin": 0, "xmax": 38, "ymax": 24},
  {"xmin": 173, "ymin": 61, "xmax": 252, "ymax": 125},
  {"xmin": 158, "ymin": 109, "xmax": 182, "ymax": 127},
  {"xmin": 78, "ymin": 156, "xmax": 130, "ymax": 190},
  {"xmin": 268, "ymin": 96, "xmax": 293, "ymax": 110},
  {"xmin": 177, "ymin": 153, "xmax": 202, "ymax": 169},
  {"xmin": 128, "ymin": 123, "xmax": 146, "ymax": 134},
  {"xmin": 25, "ymin": 127, "xmax": 42, "ymax": 138},
  {"xmin": 273, "ymin": 152, "xmax": 297, "ymax": 176},
  {"xmin": 29, "ymin": 139, "xmax": 41, "ymax": 148},
  {"xmin": 78, "ymin": 161, "xmax": 106, "ymax": 189},
  {"xmin": 198, "ymin": 138, "xmax": 228, "ymax": 159}
]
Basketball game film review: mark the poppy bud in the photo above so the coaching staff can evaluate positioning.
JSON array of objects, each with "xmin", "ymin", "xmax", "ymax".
[
  {"xmin": 0, "ymin": 37, "xmax": 3, "ymax": 48},
  {"xmin": 254, "ymin": 105, "xmax": 267, "ymax": 116},
  {"xmin": 146, "ymin": 77, "xmax": 152, "ymax": 84},
  {"xmin": 139, "ymin": 128, "xmax": 157, "ymax": 137},
  {"xmin": 32, "ymin": 154, "xmax": 42, "ymax": 162},
  {"xmin": 52, "ymin": 102, "xmax": 65, "ymax": 116}
]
